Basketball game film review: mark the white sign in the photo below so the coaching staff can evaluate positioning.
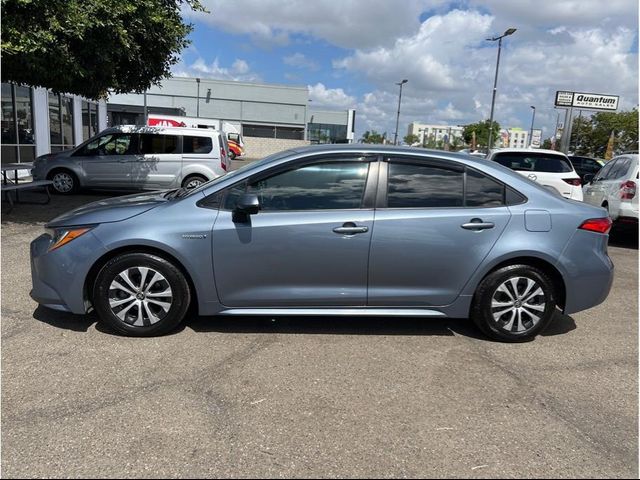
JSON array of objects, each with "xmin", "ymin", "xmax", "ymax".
[
  {"xmin": 531, "ymin": 129, "xmax": 543, "ymax": 148},
  {"xmin": 555, "ymin": 90, "xmax": 619, "ymax": 111}
]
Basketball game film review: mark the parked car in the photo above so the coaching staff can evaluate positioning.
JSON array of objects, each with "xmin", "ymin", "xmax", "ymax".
[
  {"xmin": 486, "ymin": 148, "xmax": 583, "ymax": 201},
  {"xmin": 583, "ymin": 154, "xmax": 638, "ymax": 225},
  {"xmin": 568, "ymin": 155, "xmax": 605, "ymax": 182},
  {"xmin": 31, "ymin": 125, "xmax": 231, "ymax": 194},
  {"xmin": 31, "ymin": 145, "xmax": 613, "ymax": 342}
]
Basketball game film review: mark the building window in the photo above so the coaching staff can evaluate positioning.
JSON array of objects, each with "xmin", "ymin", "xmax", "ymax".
[
  {"xmin": 1, "ymin": 82, "xmax": 35, "ymax": 164},
  {"xmin": 82, "ymin": 100, "xmax": 99, "ymax": 141},
  {"xmin": 242, "ymin": 124, "xmax": 305, "ymax": 140},
  {"xmin": 49, "ymin": 92, "xmax": 74, "ymax": 152}
]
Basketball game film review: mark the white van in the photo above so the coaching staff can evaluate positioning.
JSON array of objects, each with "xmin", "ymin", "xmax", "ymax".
[{"xmin": 32, "ymin": 125, "xmax": 231, "ymax": 194}]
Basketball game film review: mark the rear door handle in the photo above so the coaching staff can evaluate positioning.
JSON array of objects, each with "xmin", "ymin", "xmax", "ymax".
[
  {"xmin": 333, "ymin": 222, "xmax": 369, "ymax": 235},
  {"xmin": 461, "ymin": 219, "xmax": 495, "ymax": 230}
]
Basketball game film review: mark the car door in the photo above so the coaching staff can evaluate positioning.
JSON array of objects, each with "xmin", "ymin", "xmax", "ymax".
[
  {"xmin": 212, "ymin": 156, "xmax": 377, "ymax": 307},
  {"xmin": 78, "ymin": 132, "xmax": 135, "ymax": 187},
  {"xmin": 367, "ymin": 157, "xmax": 512, "ymax": 306},
  {"xmin": 131, "ymin": 133, "xmax": 182, "ymax": 189},
  {"xmin": 584, "ymin": 160, "xmax": 616, "ymax": 207}
]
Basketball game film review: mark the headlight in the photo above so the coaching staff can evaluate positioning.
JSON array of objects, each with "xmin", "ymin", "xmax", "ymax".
[{"xmin": 45, "ymin": 226, "xmax": 95, "ymax": 252}]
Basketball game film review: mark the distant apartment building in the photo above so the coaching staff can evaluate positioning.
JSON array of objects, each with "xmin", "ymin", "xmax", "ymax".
[
  {"xmin": 500, "ymin": 127, "xmax": 529, "ymax": 148},
  {"xmin": 407, "ymin": 122, "xmax": 464, "ymax": 145}
]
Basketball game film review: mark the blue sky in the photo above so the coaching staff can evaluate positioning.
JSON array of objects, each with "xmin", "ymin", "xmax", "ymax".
[{"xmin": 176, "ymin": 0, "xmax": 639, "ymax": 142}]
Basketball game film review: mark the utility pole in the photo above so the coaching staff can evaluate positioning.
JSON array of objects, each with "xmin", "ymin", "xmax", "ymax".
[{"xmin": 393, "ymin": 79, "xmax": 408, "ymax": 145}]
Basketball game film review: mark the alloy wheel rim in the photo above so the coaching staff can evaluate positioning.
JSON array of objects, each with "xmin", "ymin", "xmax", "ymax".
[
  {"xmin": 52, "ymin": 173, "xmax": 73, "ymax": 192},
  {"xmin": 108, "ymin": 267, "xmax": 173, "ymax": 327},
  {"xmin": 490, "ymin": 276, "xmax": 546, "ymax": 334},
  {"xmin": 186, "ymin": 178, "xmax": 203, "ymax": 189}
]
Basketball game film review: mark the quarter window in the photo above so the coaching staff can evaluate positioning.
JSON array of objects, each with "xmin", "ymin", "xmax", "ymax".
[{"xmin": 387, "ymin": 162, "xmax": 464, "ymax": 208}]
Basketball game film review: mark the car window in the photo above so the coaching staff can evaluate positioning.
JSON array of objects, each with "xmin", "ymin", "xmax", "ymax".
[
  {"xmin": 387, "ymin": 162, "xmax": 464, "ymax": 208},
  {"xmin": 225, "ymin": 160, "xmax": 370, "ymax": 211},
  {"xmin": 569, "ymin": 157, "xmax": 583, "ymax": 168},
  {"xmin": 583, "ymin": 159, "xmax": 602, "ymax": 172},
  {"xmin": 139, "ymin": 134, "xmax": 179, "ymax": 154},
  {"xmin": 594, "ymin": 161, "xmax": 614, "ymax": 181},
  {"xmin": 493, "ymin": 152, "xmax": 573, "ymax": 173},
  {"xmin": 465, "ymin": 168, "xmax": 505, "ymax": 207},
  {"xmin": 183, "ymin": 136, "xmax": 213, "ymax": 154},
  {"xmin": 76, "ymin": 133, "xmax": 133, "ymax": 156},
  {"xmin": 608, "ymin": 157, "xmax": 631, "ymax": 179}
]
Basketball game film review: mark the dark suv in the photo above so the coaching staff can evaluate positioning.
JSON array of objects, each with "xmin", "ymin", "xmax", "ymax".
[{"xmin": 568, "ymin": 155, "xmax": 605, "ymax": 182}]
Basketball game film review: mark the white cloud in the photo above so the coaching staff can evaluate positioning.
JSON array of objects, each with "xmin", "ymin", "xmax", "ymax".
[
  {"xmin": 308, "ymin": 83, "xmax": 356, "ymax": 109},
  {"xmin": 173, "ymin": 57, "xmax": 261, "ymax": 82},
  {"xmin": 283, "ymin": 53, "xmax": 319, "ymax": 71}
]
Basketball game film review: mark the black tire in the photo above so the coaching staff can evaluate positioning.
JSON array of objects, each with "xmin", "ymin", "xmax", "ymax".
[
  {"xmin": 181, "ymin": 174, "xmax": 208, "ymax": 189},
  {"xmin": 48, "ymin": 169, "xmax": 79, "ymax": 194},
  {"xmin": 93, "ymin": 253, "xmax": 191, "ymax": 337},
  {"xmin": 470, "ymin": 264, "xmax": 557, "ymax": 342},
  {"xmin": 229, "ymin": 151, "xmax": 236, "ymax": 160}
]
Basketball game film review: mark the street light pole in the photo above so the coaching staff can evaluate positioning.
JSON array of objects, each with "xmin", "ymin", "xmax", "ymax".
[
  {"xmin": 196, "ymin": 78, "xmax": 201, "ymax": 118},
  {"xmin": 393, "ymin": 79, "xmax": 408, "ymax": 145},
  {"xmin": 486, "ymin": 28, "xmax": 516, "ymax": 151},
  {"xmin": 528, "ymin": 105, "xmax": 536, "ymax": 147}
]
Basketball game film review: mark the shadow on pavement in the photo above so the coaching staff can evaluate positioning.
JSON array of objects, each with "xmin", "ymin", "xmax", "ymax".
[
  {"xmin": 608, "ymin": 224, "xmax": 639, "ymax": 250},
  {"xmin": 33, "ymin": 305, "xmax": 577, "ymax": 342}
]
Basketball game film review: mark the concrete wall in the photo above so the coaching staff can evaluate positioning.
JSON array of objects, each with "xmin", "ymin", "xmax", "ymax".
[{"xmin": 242, "ymin": 136, "xmax": 310, "ymax": 160}]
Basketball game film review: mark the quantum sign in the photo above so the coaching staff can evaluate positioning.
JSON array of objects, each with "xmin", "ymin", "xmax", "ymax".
[{"xmin": 555, "ymin": 91, "xmax": 619, "ymax": 111}]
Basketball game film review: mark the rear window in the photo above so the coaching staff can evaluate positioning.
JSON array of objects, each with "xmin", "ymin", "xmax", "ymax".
[
  {"xmin": 493, "ymin": 152, "xmax": 573, "ymax": 173},
  {"xmin": 183, "ymin": 136, "xmax": 213, "ymax": 154}
]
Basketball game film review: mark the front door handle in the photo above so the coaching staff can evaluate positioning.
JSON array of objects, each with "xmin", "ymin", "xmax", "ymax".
[
  {"xmin": 333, "ymin": 222, "xmax": 369, "ymax": 235},
  {"xmin": 461, "ymin": 218, "xmax": 495, "ymax": 230}
]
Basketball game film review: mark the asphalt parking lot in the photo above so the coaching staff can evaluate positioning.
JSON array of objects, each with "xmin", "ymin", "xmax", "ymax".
[{"xmin": 1, "ymin": 191, "xmax": 638, "ymax": 478}]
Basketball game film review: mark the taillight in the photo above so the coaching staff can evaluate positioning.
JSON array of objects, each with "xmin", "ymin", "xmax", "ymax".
[
  {"xmin": 563, "ymin": 178, "xmax": 581, "ymax": 186},
  {"xmin": 620, "ymin": 180, "xmax": 636, "ymax": 200},
  {"xmin": 220, "ymin": 147, "xmax": 227, "ymax": 171},
  {"xmin": 579, "ymin": 217, "xmax": 612, "ymax": 234}
]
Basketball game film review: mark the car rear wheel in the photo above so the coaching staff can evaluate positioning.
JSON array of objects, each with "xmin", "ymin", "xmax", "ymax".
[
  {"xmin": 48, "ymin": 169, "xmax": 79, "ymax": 194},
  {"xmin": 470, "ymin": 264, "xmax": 557, "ymax": 342},
  {"xmin": 229, "ymin": 150, "xmax": 236, "ymax": 160},
  {"xmin": 181, "ymin": 174, "xmax": 208, "ymax": 189},
  {"xmin": 93, "ymin": 253, "xmax": 191, "ymax": 337}
]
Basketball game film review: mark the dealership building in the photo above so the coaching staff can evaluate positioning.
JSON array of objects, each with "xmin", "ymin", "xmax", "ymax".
[{"xmin": 1, "ymin": 76, "xmax": 355, "ymax": 164}]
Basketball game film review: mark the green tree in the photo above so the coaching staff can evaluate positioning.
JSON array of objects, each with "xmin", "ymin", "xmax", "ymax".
[
  {"xmin": 403, "ymin": 133, "xmax": 420, "ymax": 145},
  {"xmin": 360, "ymin": 130, "xmax": 386, "ymax": 144},
  {"xmin": 1, "ymin": 0, "xmax": 205, "ymax": 100},
  {"xmin": 462, "ymin": 120, "xmax": 500, "ymax": 149},
  {"xmin": 541, "ymin": 138, "xmax": 553, "ymax": 150},
  {"xmin": 569, "ymin": 109, "xmax": 639, "ymax": 156}
]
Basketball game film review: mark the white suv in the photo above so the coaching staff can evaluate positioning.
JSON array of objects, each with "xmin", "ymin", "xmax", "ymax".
[
  {"xmin": 583, "ymin": 154, "xmax": 638, "ymax": 225},
  {"xmin": 486, "ymin": 149, "xmax": 583, "ymax": 201}
]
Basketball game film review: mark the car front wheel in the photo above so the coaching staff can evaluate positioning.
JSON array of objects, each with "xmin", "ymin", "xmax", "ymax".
[
  {"xmin": 470, "ymin": 264, "xmax": 557, "ymax": 342},
  {"xmin": 93, "ymin": 253, "xmax": 191, "ymax": 337}
]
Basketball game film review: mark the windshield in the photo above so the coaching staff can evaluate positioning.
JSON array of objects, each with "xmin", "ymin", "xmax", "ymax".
[
  {"xmin": 181, "ymin": 149, "xmax": 297, "ymax": 198},
  {"xmin": 493, "ymin": 152, "xmax": 573, "ymax": 173}
]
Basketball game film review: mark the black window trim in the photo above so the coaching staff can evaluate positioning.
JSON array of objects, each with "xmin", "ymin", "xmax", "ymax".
[
  {"xmin": 377, "ymin": 155, "xmax": 527, "ymax": 209},
  {"xmin": 199, "ymin": 153, "xmax": 380, "ymax": 212}
]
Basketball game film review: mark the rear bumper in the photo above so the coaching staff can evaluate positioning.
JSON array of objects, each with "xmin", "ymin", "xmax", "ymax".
[
  {"xmin": 557, "ymin": 229, "xmax": 614, "ymax": 314},
  {"xmin": 617, "ymin": 202, "xmax": 638, "ymax": 222}
]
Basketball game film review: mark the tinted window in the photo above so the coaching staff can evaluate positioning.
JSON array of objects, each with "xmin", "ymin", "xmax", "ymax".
[
  {"xmin": 494, "ymin": 152, "xmax": 573, "ymax": 173},
  {"xmin": 387, "ymin": 162, "xmax": 463, "ymax": 208},
  {"xmin": 183, "ymin": 136, "xmax": 213, "ymax": 154},
  {"xmin": 608, "ymin": 157, "xmax": 631, "ymax": 179},
  {"xmin": 466, "ymin": 168, "xmax": 504, "ymax": 207},
  {"xmin": 139, "ymin": 134, "xmax": 179, "ymax": 154},
  {"xmin": 228, "ymin": 161, "xmax": 369, "ymax": 211},
  {"xmin": 594, "ymin": 161, "xmax": 614, "ymax": 181},
  {"xmin": 569, "ymin": 157, "xmax": 583, "ymax": 168},
  {"xmin": 77, "ymin": 133, "xmax": 132, "ymax": 156}
]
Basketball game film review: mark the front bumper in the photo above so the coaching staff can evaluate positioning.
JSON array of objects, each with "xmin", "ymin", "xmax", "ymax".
[{"xmin": 30, "ymin": 231, "xmax": 107, "ymax": 314}]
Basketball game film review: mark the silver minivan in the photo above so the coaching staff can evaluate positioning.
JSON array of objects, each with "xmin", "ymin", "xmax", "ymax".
[{"xmin": 32, "ymin": 125, "xmax": 231, "ymax": 194}]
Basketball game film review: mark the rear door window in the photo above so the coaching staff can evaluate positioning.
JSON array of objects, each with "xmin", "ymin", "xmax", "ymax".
[
  {"xmin": 183, "ymin": 136, "xmax": 213, "ymax": 154},
  {"xmin": 465, "ymin": 168, "xmax": 505, "ymax": 207},
  {"xmin": 608, "ymin": 157, "xmax": 631, "ymax": 179},
  {"xmin": 386, "ymin": 161, "xmax": 464, "ymax": 208},
  {"xmin": 493, "ymin": 152, "xmax": 573, "ymax": 173},
  {"xmin": 139, "ymin": 134, "xmax": 179, "ymax": 154}
]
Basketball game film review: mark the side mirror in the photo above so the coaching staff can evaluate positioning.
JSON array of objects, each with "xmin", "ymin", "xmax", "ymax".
[
  {"xmin": 233, "ymin": 193, "xmax": 260, "ymax": 222},
  {"xmin": 583, "ymin": 173, "xmax": 595, "ymax": 184}
]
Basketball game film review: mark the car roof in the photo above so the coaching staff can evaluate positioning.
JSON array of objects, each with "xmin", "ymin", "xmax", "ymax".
[{"xmin": 103, "ymin": 125, "xmax": 222, "ymax": 136}]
